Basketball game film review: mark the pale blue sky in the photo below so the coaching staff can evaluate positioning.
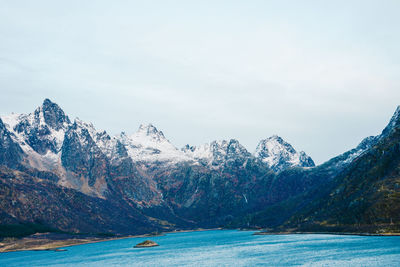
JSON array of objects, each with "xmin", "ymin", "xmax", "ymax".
[{"xmin": 1, "ymin": 1, "xmax": 399, "ymax": 164}]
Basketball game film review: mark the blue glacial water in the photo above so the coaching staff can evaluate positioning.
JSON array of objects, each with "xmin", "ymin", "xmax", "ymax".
[{"xmin": 1, "ymin": 230, "xmax": 400, "ymax": 266}]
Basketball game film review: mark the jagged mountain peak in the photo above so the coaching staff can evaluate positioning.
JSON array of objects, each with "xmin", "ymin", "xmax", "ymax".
[
  {"xmin": 118, "ymin": 123, "xmax": 191, "ymax": 163},
  {"xmin": 268, "ymin": 134, "xmax": 285, "ymax": 142},
  {"xmin": 42, "ymin": 98, "xmax": 58, "ymax": 109},
  {"xmin": 256, "ymin": 135, "xmax": 297, "ymax": 155},
  {"xmin": 73, "ymin": 118, "xmax": 113, "ymax": 143},
  {"xmin": 135, "ymin": 123, "xmax": 166, "ymax": 142},
  {"xmin": 255, "ymin": 135, "xmax": 314, "ymax": 172},
  {"xmin": 0, "ymin": 99, "xmax": 71, "ymax": 155},
  {"xmin": 219, "ymin": 139, "xmax": 250, "ymax": 156},
  {"xmin": 67, "ymin": 118, "xmax": 100, "ymax": 147},
  {"xmin": 298, "ymin": 151, "xmax": 316, "ymax": 167},
  {"xmin": 36, "ymin": 98, "xmax": 70, "ymax": 130},
  {"xmin": 223, "ymin": 139, "xmax": 252, "ymax": 164},
  {"xmin": 138, "ymin": 123, "xmax": 157, "ymax": 131},
  {"xmin": 2, "ymin": 99, "xmax": 70, "ymax": 133},
  {"xmin": 73, "ymin": 118, "xmax": 96, "ymax": 133},
  {"xmin": 183, "ymin": 138, "xmax": 252, "ymax": 167},
  {"xmin": 69, "ymin": 118, "xmax": 117, "ymax": 159}
]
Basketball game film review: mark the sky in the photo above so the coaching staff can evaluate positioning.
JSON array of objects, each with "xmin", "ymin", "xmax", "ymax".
[{"xmin": 0, "ymin": 0, "xmax": 399, "ymax": 164}]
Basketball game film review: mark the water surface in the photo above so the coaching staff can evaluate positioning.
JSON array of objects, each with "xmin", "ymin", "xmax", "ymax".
[{"xmin": 1, "ymin": 230, "xmax": 400, "ymax": 266}]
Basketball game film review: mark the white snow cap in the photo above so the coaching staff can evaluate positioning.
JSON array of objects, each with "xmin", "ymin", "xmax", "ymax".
[
  {"xmin": 118, "ymin": 123, "xmax": 192, "ymax": 163},
  {"xmin": 134, "ymin": 123, "xmax": 166, "ymax": 142},
  {"xmin": 255, "ymin": 135, "xmax": 314, "ymax": 172},
  {"xmin": 182, "ymin": 139, "xmax": 251, "ymax": 167},
  {"xmin": 0, "ymin": 99, "xmax": 318, "ymax": 171}
]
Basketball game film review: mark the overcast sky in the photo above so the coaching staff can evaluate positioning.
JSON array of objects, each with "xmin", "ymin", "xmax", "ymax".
[{"xmin": 1, "ymin": 1, "xmax": 399, "ymax": 164}]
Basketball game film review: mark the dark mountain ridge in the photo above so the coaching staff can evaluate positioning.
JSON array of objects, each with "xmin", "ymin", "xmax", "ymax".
[
  {"xmin": 229, "ymin": 106, "xmax": 400, "ymax": 234},
  {"xmin": 0, "ymin": 99, "xmax": 399, "ymax": 236}
]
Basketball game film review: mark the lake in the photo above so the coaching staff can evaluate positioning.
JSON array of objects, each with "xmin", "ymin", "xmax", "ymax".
[{"xmin": 1, "ymin": 230, "xmax": 400, "ymax": 266}]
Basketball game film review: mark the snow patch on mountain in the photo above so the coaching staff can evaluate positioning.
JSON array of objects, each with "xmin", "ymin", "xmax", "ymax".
[
  {"xmin": 182, "ymin": 141, "xmax": 225, "ymax": 166},
  {"xmin": 255, "ymin": 135, "xmax": 315, "ymax": 172},
  {"xmin": 1, "ymin": 113, "xmax": 22, "ymax": 130},
  {"xmin": 119, "ymin": 124, "xmax": 193, "ymax": 163},
  {"xmin": 182, "ymin": 139, "xmax": 252, "ymax": 167},
  {"xmin": 1, "ymin": 99, "xmax": 319, "ymax": 174},
  {"xmin": 1, "ymin": 99, "xmax": 70, "ymax": 155}
]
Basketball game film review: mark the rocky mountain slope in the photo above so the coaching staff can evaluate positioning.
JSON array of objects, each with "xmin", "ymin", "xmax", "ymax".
[
  {"xmin": 229, "ymin": 106, "xmax": 400, "ymax": 234},
  {"xmin": 0, "ymin": 166, "xmax": 161, "ymax": 235},
  {"xmin": 280, "ymin": 106, "xmax": 400, "ymax": 233},
  {"xmin": 0, "ymin": 99, "xmax": 316, "ymax": 235},
  {"xmin": 255, "ymin": 135, "xmax": 315, "ymax": 172},
  {"xmin": 0, "ymin": 98, "xmax": 398, "ymax": 236}
]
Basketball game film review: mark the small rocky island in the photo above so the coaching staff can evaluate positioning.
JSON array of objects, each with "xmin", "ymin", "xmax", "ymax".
[{"xmin": 134, "ymin": 240, "xmax": 159, "ymax": 248}]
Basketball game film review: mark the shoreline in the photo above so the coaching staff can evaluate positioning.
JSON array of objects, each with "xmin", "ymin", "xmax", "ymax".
[
  {"xmin": 253, "ymin": 231, "xmax": 400, "ymax": 237},
  {"xmin": 0, "ymin": 228, "xmax": 222, "ymax": 253},
  {"xmin": 3, "ymin": 227, "xmax": 399, "ymax": 253}
]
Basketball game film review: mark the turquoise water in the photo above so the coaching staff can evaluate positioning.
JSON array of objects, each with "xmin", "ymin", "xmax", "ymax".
[{"xmin": 1, "ymin": 230, "xmax": 400, "ymax": 266}]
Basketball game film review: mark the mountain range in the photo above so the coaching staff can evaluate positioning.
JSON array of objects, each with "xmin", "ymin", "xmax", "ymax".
[{"xmin": 0, "ymin": 99, "xmax": 399, "ymax": 236}]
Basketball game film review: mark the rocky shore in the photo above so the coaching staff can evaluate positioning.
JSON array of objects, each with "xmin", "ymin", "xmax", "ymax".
[
  {"xmin": 0, "ymin": 228, "xmax": 221, "ymax": 253},
  {"xmin": 0, "ymin": 233, "xmax": 133, "ymax": 253}
]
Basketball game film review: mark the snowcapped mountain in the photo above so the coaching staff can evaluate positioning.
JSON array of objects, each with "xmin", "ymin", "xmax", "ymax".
[
  {"xmin": 2, "ymin": 98, "xmax": 399, "ymax": 236},
  {"xmin": 181, "ymin": 135, "xmax": 315, "ymax": 173},
  {"xmin": 0, "ymin": 98, "xmax": 319, "ymax": 203},
  {"xmin": 0, "ymin": 99, "xmax": 70, "ymax": 175},
  {"xmin": 1, "ymin": 99, "xmax": 70, "ymax": 156},
  {"xmin": 119, "ymin": 123, "xmax": 192, "ymax": 164},
  {"xmin": 320, "ymin": 106, "xmax": 400, "ymax": 172},
  {"xmin": 254, "ymin": 135, "xmax": 315, "ymax": 172},
  {"xmin": 0, "ymin": 99, "xmax": 317, "ymax": 176},
  {"xmin": 182, "ymin": 139, "xmax": 252, "ymax": 167},
  {"xmin": 321, "ymin": 135, "xmax": 378, "ymax": 172}
]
